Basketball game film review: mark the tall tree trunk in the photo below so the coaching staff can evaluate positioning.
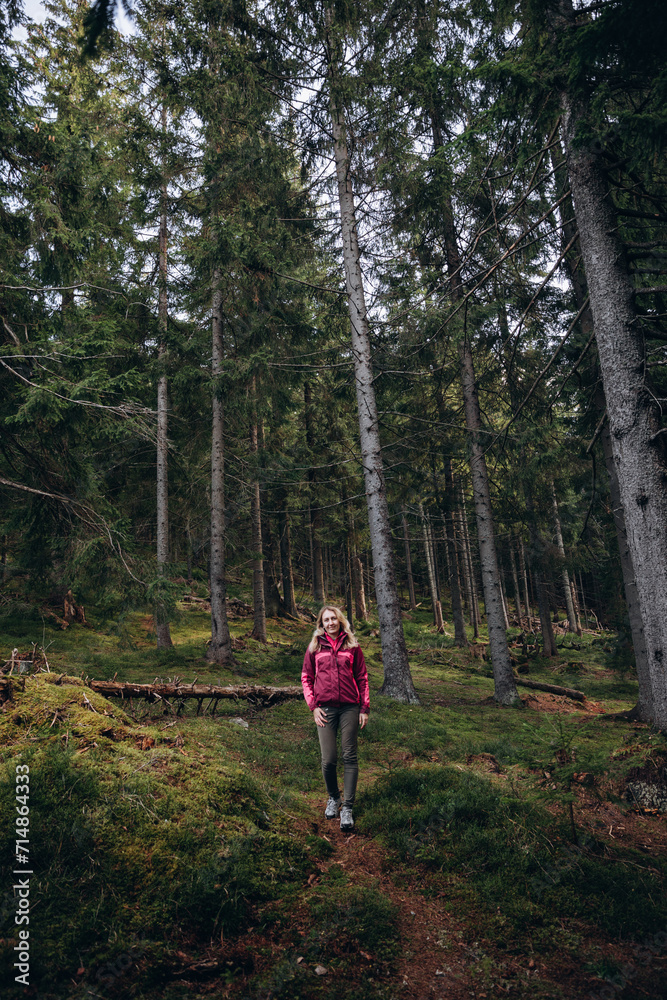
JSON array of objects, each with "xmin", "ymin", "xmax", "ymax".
[
  {"xmin": 207, "ymin": 275, "xmax": 234, "ymax": 666},
  {"xmin": 509, "ymin": 542, "xmax": 523, "ymax": 624},
  {"xmin": 458, "ymin": 500, "xmax": 479, "ymax": 638},
  {"xmin": 344, "ymin": 536, "xmax": 354, "ymax": 627},
  {"xmin": 249, "ymin": 377, "xmax": 267, "ymax": 642},
  {"xmin": 436, "ymin": 145, "xmax": 516, "ymax": 699},
  {"xmin": 156, "ymin": 159, "xmax": 172, "ymax": 649},
  {"xmin": 443, "ymin": 459, "xmax": 468, "ymax": 646},
  {"xmin": 519, "ymin": 537, "xmax": 532, "ymax": 630},
  {"xmin": 277, "ymin": 490, "xmax": 297, "ymax": 618},
  {"xmin": 420, "ymin": 503, "xmax": 444, "ymax": 631},
  {"xmin": 257, "ymin": 424, "xmax": 286, "ymax": 619},
  {"xmin": 344, "ymin": 490, "xmax": 368, "ymax": 621},
  {"xmin": 304, "ymin": 382, "xmax": 325, "ymax": 605},
  {"xmin": 499, "ymin": 576, "xmax": 510, "ymax": 631},
  {"xmin": 426, "ymin": 512, "xmax": 441, "ymax": 602},
  {"xmin": 401, "ymin": 506, "xmax": 418, "ymax": 612},
  {"xmin": 457, "ymin": 336, "xmax": 517, "ymax": 698},
  {"xmin": 600, "ymin": 420, "xmax": 653, "ymax": 718},
  {"xmin": 578, "ymin": 572, "xmax": 588, "ymax": 629},
  {"xmin": 550, "ymin": 138, "xmax": 653, "ymax": 718},
  {"xmin": 554, "ymin": 1, "xmax": 666, "ymax": 726},
  {"xmin": 326, "ymin": 21, "xmax": 417, "ymax": 702},
  {"xmin": 551, "ymin": 481, "xmax": 580, "ymax": 634},
  {"xmin": 525, "ymin": 487, "xmax": 558, "ymax": 657}
]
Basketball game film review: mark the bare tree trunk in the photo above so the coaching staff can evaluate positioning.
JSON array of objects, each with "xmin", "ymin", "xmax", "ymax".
[
  {"xmin": 499, "ymin": 576, "xmax": 510, "ymax": 631},
  {"xmin": 424, "ymin": 95, "xmax": 517, "ymax": 699},
  {"xmin": 207, "ymin": 275, "xmax": 234, "ymax": 666},
  {"xmin": 550, "ymin": 138, "xmax": 652, "ymax": 718},
  {"xmin": 578, "ymin": 571, "xmax": 588, "ymax": 628},
  {"xmin": 519, "ymin": 537, "xmax": 532, "ymax": 630},
  {"xmin": 249, "ymin": 377, "xmax": 267, "ymax": 642},
  {"xmin": 458, "ymin": 339, "xmax": 516, "ymax": 698},
  {"xmin": 326, "ymin": 23, "xmax": 417, "ymax": 702},
  {"xmin": 324, "ymin": 543, "xmax": 331, "ymax": 600},
  {"xmin": 554, "ymin": 1, "xmax": 665, "ymax": 725},
  {"xmin": 458, "ymin": 500, "xmax": 478, "ymax": 638},
  {"xmin": 401, "ymin": 506, "xmax": 418, "ymax": 611},
  {"xmin": 420, "ymin": 504, "xmax": 444, "ymax": 631},
  {"xmin": 257, "ymin": 424, "xmax": 286, "ymax": 620},
  {"xmin": 156, "ymin": 159, "xmax": 172, "ymax": 649},
  {"xmin": 551, "ymin": 481, "xmax": 580, "ymax": 634},
  {"xmin": 304, "ymin": 382, "xmax": 325, "ymax": 605},
  {"xmin": 277, "ymin": 490, "xmax": 297, "ymax": 618},
  {"xmin": 526, "ymin": 486, "xmax": 558, "ymax": 657},
  {"xmin": 427, "ymin": 513, "xmax": 441, "ymax": 602},
  {"xmin": 461, "ymin": 488, "xmax": 481, "ymax": 637},
  {"xmin": 444, "ymin": 460, "xmax": 468, "ymax": 646},
  {"xmin": 344, "ymin": 497, "xmax": 368, "ymax": 621},
  {"xmin": 344, "ymin": 536, "xmax": 354, "ymax": 627},
  {"xmin": 509, "ymin": 542, "xmax": 523, "ymax": 624},
  {"xmin": 600, "ymin": 419, "xmax": 653, "ymax": 718}
]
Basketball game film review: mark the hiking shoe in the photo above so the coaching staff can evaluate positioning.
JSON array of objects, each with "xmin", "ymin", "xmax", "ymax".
[
  {"xmin": 325, "ymin": 796, "xmax": 341, "ymax": 819},
  {"xmin": 340, "ymin": 805, "xmax": 354, "ymax": 831}
]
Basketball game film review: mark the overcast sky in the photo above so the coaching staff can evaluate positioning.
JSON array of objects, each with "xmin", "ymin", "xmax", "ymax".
[{"xmin": 15, "ymin": 0, "xmax": 134, "ymax": 39}]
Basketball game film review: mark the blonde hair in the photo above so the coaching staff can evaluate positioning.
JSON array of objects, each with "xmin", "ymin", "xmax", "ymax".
[{"xmin": 308, "ymin": 605, "xmax": 359, "ymax": 653}]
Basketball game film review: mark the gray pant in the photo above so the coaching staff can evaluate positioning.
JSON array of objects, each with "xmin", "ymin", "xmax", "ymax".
[{"xmin": 317, "ymin": 703, "xmax": 359, "ymax": 807}]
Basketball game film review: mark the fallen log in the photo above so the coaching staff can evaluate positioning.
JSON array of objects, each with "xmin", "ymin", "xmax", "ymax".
[
  {"xmin": 86, "ymin": 679, "xmax": 303, "ymax": 709},
  {"xmin": 514, "ymin": 677, "xmax": 587, "ymax": 702}
]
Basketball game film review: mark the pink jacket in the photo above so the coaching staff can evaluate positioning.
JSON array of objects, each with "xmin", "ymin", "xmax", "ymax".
[{"xmin": 301, "ymin": 633, "xmax": 370, "ymax": 714}]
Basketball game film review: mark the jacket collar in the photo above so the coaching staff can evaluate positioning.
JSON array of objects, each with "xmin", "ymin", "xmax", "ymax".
[{"xmin": 321, "ymin": 630, "xmax": 345, "ymax": 651}]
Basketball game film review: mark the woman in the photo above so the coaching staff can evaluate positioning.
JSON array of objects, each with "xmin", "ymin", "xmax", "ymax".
[{"xmin": 301, "ymin": 605, "xmax": 370, "ymax": 831}]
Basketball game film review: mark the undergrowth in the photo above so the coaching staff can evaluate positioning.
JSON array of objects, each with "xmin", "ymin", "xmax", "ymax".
[{"xmin": 0, "ymin": 596, "xmax": 666, "ymax": 999}]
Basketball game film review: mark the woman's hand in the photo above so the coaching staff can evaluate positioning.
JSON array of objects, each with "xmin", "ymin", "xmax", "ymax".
[
  {"xmin": 359, "ymin": 713, "xmax": 369, "ymax": 729},
  {"xmin": 313, "ymin": 707, "xmax": 327, "ymax": 727}
]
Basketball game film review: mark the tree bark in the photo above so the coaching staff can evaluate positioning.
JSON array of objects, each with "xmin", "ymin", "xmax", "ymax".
[
  {"xmin": 525, "ymin": 485, "xmax": 558, "ymax": 657},
  {"xmin": 344, "ymin": 491, "xmax": 367, "ymax": 621},
  {"xmin": 600, "ymin": 418, "xmax": 654, "ymax": 718},
  {"xmin": 550, "ymin": 136, "xmax": 653, "ymax": 717},
  {"xmin": 155, "ymin": 148, "xmax": 173, "ymax": 649},
  {"xmin": 509, "ymin": 542, "xmax": 523, "ymax": 624},
  {"xmin": 85, "ymin": 678, "xmax": 302, "ymax": 706},
  {"xmin": 457, "ymin": 339, "xmax": 517, "ymax": 699},
  {"xmin": 560, "ymin": 102, "xmax": 667, "ymax": 723},
  {"xmin": 519, "ymin": 536, "xmax": 532, "ymax": 630},
  {"xmin": 458, "ymin": 499, "xmax": 478, "ymax": 638},
  {"xmin": 443, "ymin": 459, "xmax": 468, "ymax": 646},
  {"xmin": 434, "ymin": 141, "xmax": 516, "ymax": 699},
  {"xmin": 257, "ymin": 425, "xmax": 286, "ymax": 619},
  {"xmin": 344, "ymin": 536, "xmax": 354, "ymax": 627},
  {"xmin": 249, "ymin": 377, "xmax": 267, "ymax": 642},
  {"xmin": 514, "ymin": 677, "xmax": 587, "ymax": 703},
  {"xmin": 551, "ymin": 481, "xmax": 580, "ymax": 634},
  {"xmin": 277, "ymin": 489, "xmax": 297, "ymax": 618},
  {"xmin": 326, "ymin": 17, "xmax": 417, "ymax": 702},
  {"xmin": 207, "ymin": 276, "xmax": 234, "ymax": 666},
  {"xmin": 499, "ymin": 576, "xmax": 510, "ymax": 631},
  {"xmin": 420, "ymin": 503, "xmax": 444, "ymax": 631},
  {"xmin": 304, "ymin": 382, "xmax": 325, "ymax": 605},
  {"xmin": 401, "ymin": 506, "xmax": 418, "ymax": 611}
]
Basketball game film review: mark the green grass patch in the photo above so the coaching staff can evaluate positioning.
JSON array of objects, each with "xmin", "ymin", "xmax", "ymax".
[{"xmin": 357, "ymin": 765, "xmax": 667, "ymax": 944}]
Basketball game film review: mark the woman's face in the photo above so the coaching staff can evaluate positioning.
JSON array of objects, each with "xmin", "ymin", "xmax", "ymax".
[{"xmin": 322, "ymin": 609, "xmax": 341, "ymax": 636}]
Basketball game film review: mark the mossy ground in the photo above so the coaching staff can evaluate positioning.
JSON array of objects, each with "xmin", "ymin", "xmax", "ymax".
[{"xmin": 1, "ymin": 593, "xmax": 666, "ymax": 999}]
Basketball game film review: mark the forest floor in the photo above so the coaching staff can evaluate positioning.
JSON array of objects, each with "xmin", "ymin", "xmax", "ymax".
[{"xmin": 1, "ymin": 586, "xmax": 666, "ymax": 1000}]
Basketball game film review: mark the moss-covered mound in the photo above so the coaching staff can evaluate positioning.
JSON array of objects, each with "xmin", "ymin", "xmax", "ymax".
[{"xmin": 0, "ymin": 675, "xmax": 310, "ymax": 998}]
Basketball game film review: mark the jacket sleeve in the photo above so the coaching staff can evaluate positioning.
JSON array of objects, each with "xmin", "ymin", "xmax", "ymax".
[
  {"xmin": 353, "ymin": 646, "xmax": 370, "ymax": 714},
  {"xmin": 301, "ymin": 648, "xmax": 317, "ymax": 711}
]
